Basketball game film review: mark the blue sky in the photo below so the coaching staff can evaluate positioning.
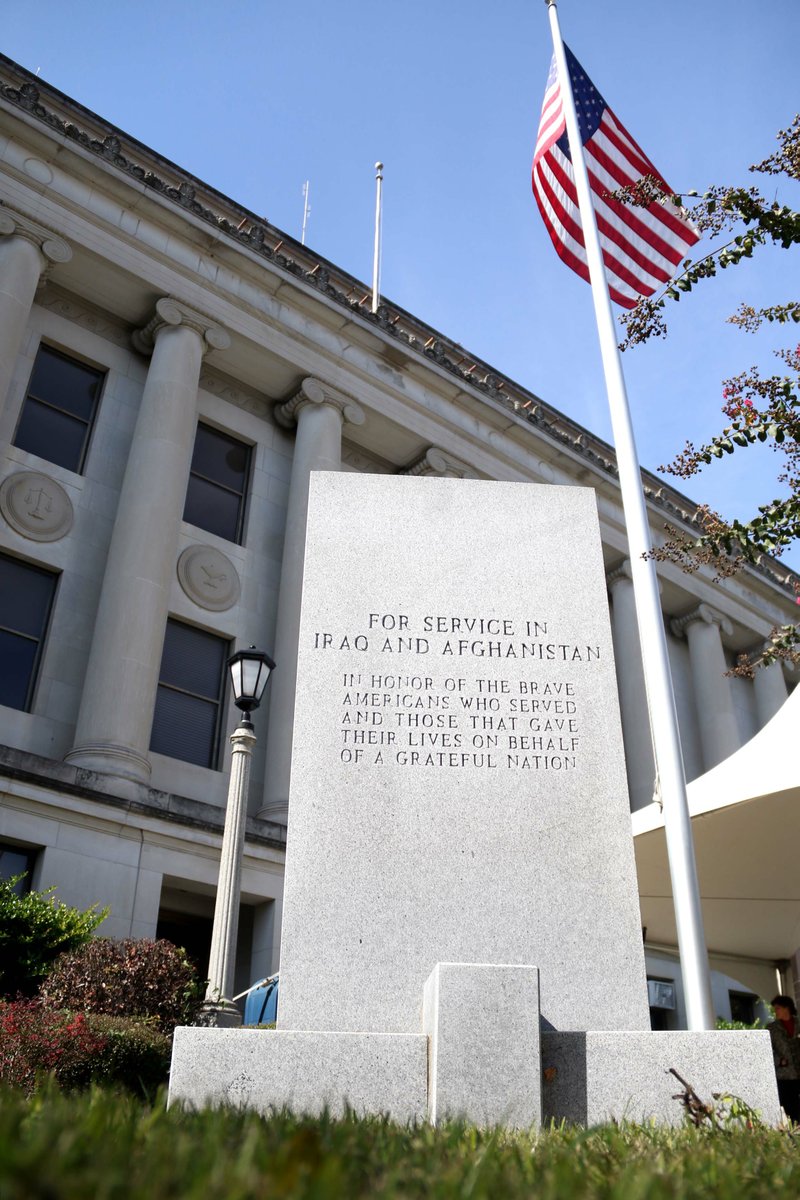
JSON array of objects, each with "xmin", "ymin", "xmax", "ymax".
[{"xmin": 5, "ymin": 0, "xmax": 799, "ymax": 567}]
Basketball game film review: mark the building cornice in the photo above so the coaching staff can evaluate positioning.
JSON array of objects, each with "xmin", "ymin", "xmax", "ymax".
[{"xmin": 0, "ymin": 743, "xmax": 287, "ymax": 850}]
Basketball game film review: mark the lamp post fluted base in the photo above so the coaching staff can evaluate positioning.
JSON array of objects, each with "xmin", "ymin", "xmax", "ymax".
[{"xmin": 195, "ymin": 999, "xmax": 243, "ymax": 1028}]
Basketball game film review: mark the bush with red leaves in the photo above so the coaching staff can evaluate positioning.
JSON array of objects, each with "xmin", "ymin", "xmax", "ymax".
[
  {"xmin": 40, "ymin": 938, "xmax": 204, "ymax": 1033},
  {"xmin": 0, "ymin": 1000, "xmax": 107, "ymax": 1092}
]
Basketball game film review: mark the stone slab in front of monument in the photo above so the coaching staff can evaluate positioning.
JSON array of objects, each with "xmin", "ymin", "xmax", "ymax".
[{"xmin": 168, "ymin": 473, "xmax": 780, "ymax": 1127}]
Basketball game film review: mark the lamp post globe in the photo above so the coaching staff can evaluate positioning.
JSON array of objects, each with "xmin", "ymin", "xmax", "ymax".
[{"xmin": 228, "ymin": 646, "xmax": 276, "ymax": 716}]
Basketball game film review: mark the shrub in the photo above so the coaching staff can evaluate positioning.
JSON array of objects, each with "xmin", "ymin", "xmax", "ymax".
[
  {"xmin": 0, "ymin": 877, "xmax": 107, "ymax": 998},
  {"xmin": 716, "ymin": 1016, "xmax": 764, "ymax": 1031},
  {"xmin": 0, "ymin": 999, "xmax": 107, "ymax": 1093},
  {"xmin": 41, "ymin": 938, "xmax": 204, "ymax": 1033},
  {"xmin": 77, "ymin": 1014, "xmax": 172, "ymax": 1097},
  {"xmin": 0, "ymin": 1001, "xmax": 171, "ymax": 1096}
]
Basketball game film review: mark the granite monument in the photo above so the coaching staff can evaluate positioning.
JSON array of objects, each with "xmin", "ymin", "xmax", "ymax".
[{"xmin": 169, "ymin": 473, "xmax": 780, "ymax": 1127}]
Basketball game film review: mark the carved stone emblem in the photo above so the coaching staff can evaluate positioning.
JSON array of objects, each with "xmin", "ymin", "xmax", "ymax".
[
  {"xmin": 0, "ymin": 471, "xmax": 74, "ymax": 541},
  {"xmin": 225, "ymin": 1071, "xmax": 255, "ymax": 1106},
  {"xmin": 177, "ymin": 544, "xmax": 241, "ymax": 612}
]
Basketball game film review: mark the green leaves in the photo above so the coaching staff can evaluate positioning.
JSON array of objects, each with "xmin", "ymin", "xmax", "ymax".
[
  {"xmin": 0, "ymin": 879, "xmax": 107, "ymax": 999},
  {"xmin": 627, "ymin": 120, "xmax": 800, "ymax": 660}
]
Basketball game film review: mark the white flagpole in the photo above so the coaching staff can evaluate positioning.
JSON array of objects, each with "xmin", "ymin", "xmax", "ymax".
[
  {"xmin": 544, "ymin": 0, "xmax": 714, "ymax": 1031},
  {"xmin": 372, "ymin": 160, "xmax": 384, "ymax": 313}
]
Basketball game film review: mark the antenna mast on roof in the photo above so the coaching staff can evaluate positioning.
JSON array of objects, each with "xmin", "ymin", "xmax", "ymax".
[{"xmin": 301, "ymin": 181, "xmax": 311, "ymax": 246}]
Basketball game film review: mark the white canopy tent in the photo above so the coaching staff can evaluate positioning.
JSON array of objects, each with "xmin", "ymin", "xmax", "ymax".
[{"xmin": 633, "ymin": 684, "xmax": 800, "ymax": 997}]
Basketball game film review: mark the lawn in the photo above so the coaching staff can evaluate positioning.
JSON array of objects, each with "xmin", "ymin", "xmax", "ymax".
[{"xmin": 0, "ymin": 1085, "xmax": 798, "ymax": 1199}]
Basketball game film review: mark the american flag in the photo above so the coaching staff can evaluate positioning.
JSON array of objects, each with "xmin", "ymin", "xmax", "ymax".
[{"xmin": 532, "ymin": 45, "xmax": 699, "ymax": 309}]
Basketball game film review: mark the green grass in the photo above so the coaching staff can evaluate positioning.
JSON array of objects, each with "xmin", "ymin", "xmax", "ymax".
[{"xmin": 0, "ymin": 1085, "xmax": 798, "ymax": 1199}]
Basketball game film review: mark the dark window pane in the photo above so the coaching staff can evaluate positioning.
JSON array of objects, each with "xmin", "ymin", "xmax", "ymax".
[
  {"xmin": 0, "ymin": 631, "xmax": 38, "ymax": 709},
  {"xmin": 159, "ymin": 621, "xmax": 227, "ymax": 698},
  {"xmin": 14, "ymin": 399, "xmax": 88, "ymax": 473},
  {"xmin": 150, "ymin": 687, "xmax": 220, "ymax": 768},
  {"xmin": 183, "ymin": 476, "xmax": 242, "ymax": 542},
  {"xmin": 182, "ymin": 424, "xmax": 249, "ymax": 544},
  {"xmin": 0, "ymin": 557, "xmax": 55, "ymax": 637},
  {"xmin": 150, "ymin": 620, "xmax": 229, "ymax": 768},
  {"xmin": 28, "ymin": 347, "xmax": 103, "ymax": 422},
  {"xmin": 191, "ymin": 425, "xmax": 249, "ymax": 491},
  {"xmin": 729, "ymin": 991, "xmax": 757, "ymax": 1025},
  {"xmin": 14, "ymin": 345, "xmax": 104, "ymax": 474},
  {"xmin": 0, "ymin": 846, "xmax": 35, "ymax": 894},
  {"xmin": 0, "ymin": 554, "xmax": 56, "ymax": 713}
]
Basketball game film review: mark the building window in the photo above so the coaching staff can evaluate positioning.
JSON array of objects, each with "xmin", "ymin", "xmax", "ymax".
[
  {"xmin": 0, "ymin": 554, "xmax": 57, "ymax": 711},
  {"xmin": 150, "ymin": 619, "xmax": 229, "ymax": 769},
  {"xmin": 729, "ymin": 990, "xmax": 757, "ymax": 1025},
  {"xmin": 183, "ymin": 423, "xmax": 251, "ymax": 544},
  {"xmin": 13, "ymin": 344, "xmax": 104, "ymax": 473},
  {"xmin": 0, "ymin": 841, "xmax": 37, "ymax": 895}
]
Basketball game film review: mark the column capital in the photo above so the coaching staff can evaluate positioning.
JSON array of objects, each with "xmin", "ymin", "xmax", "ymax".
[
  {"xmin": 131, "ymin": 296, "xmax": 230, "ymax": 356},
  {"xmin": 399, "ymin": 447, "xmax": 479, "ymax": 479},
  {"xmin": 606, "ymin": 559, "xmax": 662, "ymax": 595},
  {"xmin": 606, "ymin": 559, "xmax": 633, "ymax": 589},
  {"xmin": 274, "ymin": 376, "xmax": 365, "ymax": 431},
  {"xmin": 670, "ymin": 602, "xmax": 733, "ymax": 640},
  {"xmin": 0, "ymin": 205, "xmax": 72, "ymax": 271}
]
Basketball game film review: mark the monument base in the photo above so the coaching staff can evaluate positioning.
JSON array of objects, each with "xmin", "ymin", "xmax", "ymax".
[
  {"xmin": 168, "ymin": 1028, "xmax": 427, "ymax": 1122},
  {"xmin": 168, "ymin": 963, "xmax": 782, "ymax": 1128},
  {"xmin": 541, "ymin": 1030, "xmax": 781, "ymax": 1126}
]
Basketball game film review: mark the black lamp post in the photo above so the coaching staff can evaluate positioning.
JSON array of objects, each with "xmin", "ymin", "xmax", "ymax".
[{"xmin": 198, "ymin": 645, "xmax": 276, "ymax": 1027}]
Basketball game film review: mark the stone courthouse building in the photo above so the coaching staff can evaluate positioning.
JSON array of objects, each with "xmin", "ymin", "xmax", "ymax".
[{"xmin": 0, "ymin": 55, "xmax": 797, "ymax": 1017}]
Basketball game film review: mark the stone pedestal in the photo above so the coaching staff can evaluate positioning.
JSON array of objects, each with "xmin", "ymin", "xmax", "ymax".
[
  {"xmin": 169, "ymin": 1027, "xmax": 427, "ymax": 1121},
  {"xmin": 424, "ymin": 963, "xmax": 541, "ymax": 1128},
  {"xmin": 169, "ymin": 992, "xmax": 781, "ymax": 1128},
  {"xmin": 542, "ymin": 1030, "xmax": 780, "ymax": 1126}
]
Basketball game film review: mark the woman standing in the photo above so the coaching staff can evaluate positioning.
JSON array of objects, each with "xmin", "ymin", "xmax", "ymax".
[{"xmin": 768, "ymin": 994, "xmax": 800, "ymax": 1123}]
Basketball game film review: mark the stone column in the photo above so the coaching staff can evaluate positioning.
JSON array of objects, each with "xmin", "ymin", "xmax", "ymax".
[
  {"xmin": 752, "ymin": 651, "xmax": 790, "ymax": 728},
  {"xmin": 607, "ymin": 560, "xmax": 657, "ymax": 811},
  {"xmin": 671, "ymin": 603, "xmax": 739, "ymax": 771},
  {"xmin": 66, "ymin": 298, "xmax": 229, "ymax": 788},
  {"xmin": 0, "ymin": 209, "xmax": 71, "ymax": 420},
  {"xmin": 260, "ymin": 377, "xmax": 364, "ymax": 823}
]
